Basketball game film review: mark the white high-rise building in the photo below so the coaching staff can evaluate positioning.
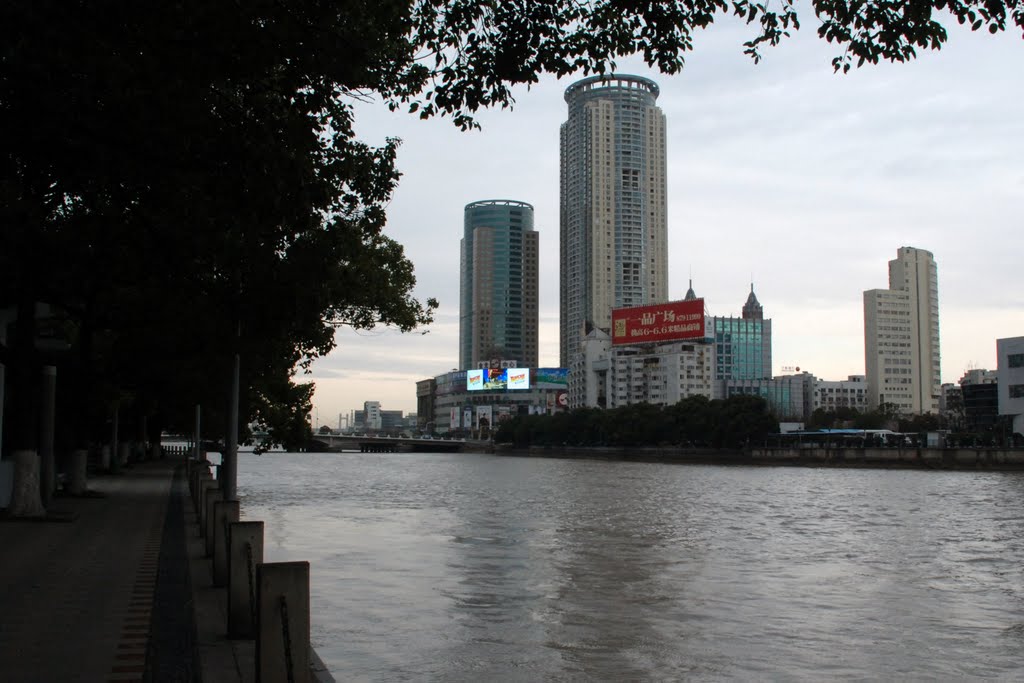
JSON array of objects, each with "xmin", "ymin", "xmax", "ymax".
[
  {"xmin": 560, "ymin": 74, "xmax": 668, "ymax": 403},
  {"xmin": 863, "ymin": 247, "xmax": 941, "ymax": 414}
]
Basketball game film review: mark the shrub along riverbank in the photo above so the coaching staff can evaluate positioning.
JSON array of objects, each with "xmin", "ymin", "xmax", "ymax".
[{"xmin": 493, "ymin": 395, "xmax": 777, "ymax": 450}]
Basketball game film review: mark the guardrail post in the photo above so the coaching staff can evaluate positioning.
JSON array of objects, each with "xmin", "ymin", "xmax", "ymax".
[
  {"xmin": 204, "ymin": 488, "xmax": 224, "ymax": 557},
  {"xmin": 228, "ymin": 521, "xmax": 264, "ymax": 638},
  {"xmin": 256, "ymin": 561, "xmax": 310, "ymax": 683},
  {"xmin": 212, "ymin": 500, "xmax": 240, "ymax": 586}
]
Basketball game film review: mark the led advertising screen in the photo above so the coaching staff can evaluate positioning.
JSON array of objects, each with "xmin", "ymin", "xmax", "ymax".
[
  {"xmin": 506, "ymin": 368, "xmax": 530, "ymax": 390},
  {"xmin": 535, "ymin": 368, "xmax": 568, "ymax": 389},
  {"xmin": 611, "ymin": 298, "xmax": 705, "ymax": 346},
  {"xmin": 467, "ymin": 367, "xmax": 535, "ymax": 390},
  {"xmin": 466, "ymin": 369, "xmax": 485, "ymax": 391}
]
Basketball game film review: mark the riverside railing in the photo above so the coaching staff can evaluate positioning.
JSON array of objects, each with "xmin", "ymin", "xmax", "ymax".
[{"xmin": 185, "ymin": 454, "xmax": 333, "ymax": 682}]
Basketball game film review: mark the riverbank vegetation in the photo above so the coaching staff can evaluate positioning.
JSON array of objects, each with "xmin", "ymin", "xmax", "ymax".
[{"xmin": 494, "ymin": 395, "xmax": 778, "ymax": 449}]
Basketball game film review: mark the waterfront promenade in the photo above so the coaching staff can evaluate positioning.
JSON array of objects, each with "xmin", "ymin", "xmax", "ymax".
[{"xmin": 0, "ymin": 455, "xmax": 282, "ymax": 682}]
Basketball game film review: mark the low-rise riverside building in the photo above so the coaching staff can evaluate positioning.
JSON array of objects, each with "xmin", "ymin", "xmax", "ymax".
[
  {"xmin": 419, "ymin": 367, "xmax": 569, "ymax": 434},
  {"xmin": 960, "ymin": 368, "xmax": 999, "ymax": 434},
  {"xmin": 724, "ymin": 373, "xmax": 815, "ymax": 422},
  {"xmin": 813, "ymin": 375, "xmax": 869, "ymax": 413}
]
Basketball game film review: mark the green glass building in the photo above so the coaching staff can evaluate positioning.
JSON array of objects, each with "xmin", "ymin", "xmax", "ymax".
[
  {"xmin": 713, "ymin": 285, "xmax": 772, "ymax": 381},
  {"xmin": 459, "ymin": 200, "xmax": 538, "ymax": 370}
]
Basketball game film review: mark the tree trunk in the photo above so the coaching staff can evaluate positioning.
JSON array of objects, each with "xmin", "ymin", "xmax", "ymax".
[{"xmin": 8, "ymin": 450, "xmax": 45, "ymax": 517}]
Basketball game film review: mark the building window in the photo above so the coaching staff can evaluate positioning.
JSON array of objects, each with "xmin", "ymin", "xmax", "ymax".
[
  {"xmin": 1010, "ymin": 385, "xmax": 1024, "ymax": 399},
  {"xmin": 1009, "ymin": 353, "xmax": 1024, "ymax": 369}
]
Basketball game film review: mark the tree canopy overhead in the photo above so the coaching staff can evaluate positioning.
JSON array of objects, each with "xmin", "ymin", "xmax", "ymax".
[
  {"xmin": 395, "ymin": 1, "xmax": 1023, "ymax": 127},
  {"xmin": 1, "ymin": 1, "xmax": 1019, "ymax": 447}
]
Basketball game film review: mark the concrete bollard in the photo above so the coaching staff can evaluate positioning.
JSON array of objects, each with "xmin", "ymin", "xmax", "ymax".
[
  {"xmin": 256, "ymin": 561, "xmax": 311, "ymax": 683},
  {"xmin": 191, "ymin": 462, "xmax": 211, "ymax": 501},
  {"xmin": 228, "ymin": 521, "xmax": 264, "ymax": 638},
  {"xmin": 192, "ymin": 471, "xmax": 209, "ymax": 510},
  {"xmin": 204, "ymin": 488, "xmax": 223, "ymax": 555},
  {"xmin": 198, "ymin": 480, "xmax": 220, "ymax": 532},
  {"xmin": 67, "ymin": 449, "xmax": 88, "ymax": 496},
  {"xmin": 213, "ymin": 500, "xmax": 240, "ymax": 587}
]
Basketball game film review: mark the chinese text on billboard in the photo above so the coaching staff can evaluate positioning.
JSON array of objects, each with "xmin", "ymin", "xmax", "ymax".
[{"xmin": 611, "ymin": 298, "xmax": 705, "ymax": 346}]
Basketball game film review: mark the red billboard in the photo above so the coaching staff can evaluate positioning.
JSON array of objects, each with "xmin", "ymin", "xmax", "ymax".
[{"xmin": 611, "ymin": 298, "xmax": 705, "ymax": 345}]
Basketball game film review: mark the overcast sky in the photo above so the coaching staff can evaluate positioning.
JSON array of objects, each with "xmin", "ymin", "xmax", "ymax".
[{"xmin": 304, "ymin": 16, "xmax": 1023, "ymax": 427}]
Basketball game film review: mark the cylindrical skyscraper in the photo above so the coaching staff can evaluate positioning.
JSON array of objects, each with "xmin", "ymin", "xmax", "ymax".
[
  {"xmin": 459, "ymin": 200, "xmax": 539, "ymax": 370},
  {"xmin": 559, "ymin": 74, "xmax": 668, "ymax": 376}
]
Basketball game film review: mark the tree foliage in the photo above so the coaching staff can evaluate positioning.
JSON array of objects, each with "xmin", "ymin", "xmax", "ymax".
[{"xmin": 495, "ymin": 395, "xmax": 778, "ymax": 449}]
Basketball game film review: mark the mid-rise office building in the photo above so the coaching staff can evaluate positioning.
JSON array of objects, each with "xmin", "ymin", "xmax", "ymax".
[
  {"xmin": 864, "ymin": 247, "xmax": 941, "ymax": 414},
  {"xmin": 460, "ymin": 200, "xmax": 539, "ymax": 370},
  {"xmin": 560, "ymin": 74, "xmax": 668, "ymax": 378}
]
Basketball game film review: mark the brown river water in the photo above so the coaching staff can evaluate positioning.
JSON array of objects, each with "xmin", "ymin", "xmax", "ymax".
[{"xmin": 236, "ymin": 451, "xmax": 1024, "ymax": 681}]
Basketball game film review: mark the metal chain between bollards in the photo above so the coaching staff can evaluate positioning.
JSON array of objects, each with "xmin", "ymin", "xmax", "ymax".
[
  {"xmin": 280, "ymin": 595, "xmax": 295, "ymax": 683},
  {"xmin": 245, "ymin": 542, "xmax": 257, "ymax": 628}
]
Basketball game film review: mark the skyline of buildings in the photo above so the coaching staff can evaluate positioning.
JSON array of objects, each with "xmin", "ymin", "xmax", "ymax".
[
  {"xmin": 559, "ymin": 74, "xmax": 668, "ymax": 370},
  {"xmin": 329, "ymin": 75, "xmax": 1014, "ymax": 433},
  {"xmin": 459, "ymin": 199, "xmax": 539, "ymax": 370}
]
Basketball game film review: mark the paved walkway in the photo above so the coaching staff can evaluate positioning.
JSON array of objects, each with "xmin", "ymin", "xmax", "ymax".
[
  {"xmin": 0, "ymin": 455, "xmax": 333, "ymax": 683},
  {"xmin": 0, "ymin": 456, "xmax": 235, "ymax": 682}
]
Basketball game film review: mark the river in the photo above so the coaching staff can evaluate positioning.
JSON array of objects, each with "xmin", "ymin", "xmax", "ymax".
[{"xmin": 236, "ymin": 451, "xmax": 1024, "ymax": 680}]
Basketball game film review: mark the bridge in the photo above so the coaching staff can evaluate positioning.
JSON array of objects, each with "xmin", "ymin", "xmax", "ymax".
[{"xmin": 314, "ymin": 433, "xmax": 471, "ymax": 453}]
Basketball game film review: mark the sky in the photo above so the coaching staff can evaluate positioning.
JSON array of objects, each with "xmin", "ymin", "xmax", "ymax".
[{"xmin": 305, "ymin": 15, "xmax": 1023, "ymax": 428}]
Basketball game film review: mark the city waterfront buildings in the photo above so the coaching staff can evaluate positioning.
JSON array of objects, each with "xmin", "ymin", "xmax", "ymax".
[
  {"xmin": 863, "ymin": 247, "xmax": 941, "ymax": 414},
  {"xmin": 576, "ymin": 286, "xmax": 774, "ymax": 411},
  {"xmin": 459, "ymin": 200, "xmax": 539, "ymax": 370},
  {"xmin": 560, "ymin": 74, "xmax": 668, "ymax": 397}
]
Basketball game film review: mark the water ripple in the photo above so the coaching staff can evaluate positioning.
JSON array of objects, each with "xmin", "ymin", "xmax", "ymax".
[{"xmin": 239, "ymin": 452, "xmax": 1024, "ymax": 680}]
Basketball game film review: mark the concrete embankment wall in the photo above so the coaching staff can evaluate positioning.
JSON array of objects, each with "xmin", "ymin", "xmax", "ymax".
[{"xmin": 500, "ymin": 446, "xmax": 1024, "ymax": 470}]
